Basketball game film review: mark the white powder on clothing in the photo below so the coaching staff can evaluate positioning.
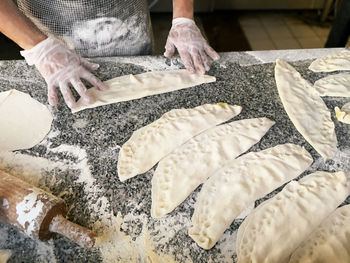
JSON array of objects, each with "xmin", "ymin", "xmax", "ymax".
[{"xmin": 68, "ymin": 15, "xmax": 150, "ymax": 57}]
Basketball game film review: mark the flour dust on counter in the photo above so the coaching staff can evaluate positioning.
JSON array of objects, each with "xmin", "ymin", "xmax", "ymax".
[
  {"xmin": 1, "ymin": 51, "xmax": 350, "ymax": 262},
  {"xmin": 152, "ymin": 117, "xmax": 275, "ymax": 218},
  {"xmin": 72, "ymin": 69, "xmax": 216, "ymax": 113},
  {"xmin": 117, "ymin": 103, "xmax": 242, "ymax": 181},
  {"xmin": 236, "ymin": 171, "xmax": 350, "ymax": 263},
  {"xmin": 289, "ymin": 204, "xmax": 350, "ymax": 263},
  {"xmin": 309, "ymin": 49, "xmax": 350, "ymax": 72},
  {"xmin": 275, "ymin": 59, "xmax": 338, "ymax": 159},
  {"xmin": 313, "ymin": 73, "xmax": 350, "ymax": 97},
  {"xmin": 0, "ymin": 89, "xmax": 53, "ymax": 151},
  {"xmin": 189, "ymin": 144, "xmax": 313, "ymax": 250}
]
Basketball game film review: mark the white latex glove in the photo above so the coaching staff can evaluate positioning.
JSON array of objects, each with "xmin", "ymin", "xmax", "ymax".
[
  {"xmin": 164, "ymin": 18, "xmax": 220, "ymax": 74},
  {"xmin": 20, "ymin": 37, "xmax": 107, "ymax": 109}
]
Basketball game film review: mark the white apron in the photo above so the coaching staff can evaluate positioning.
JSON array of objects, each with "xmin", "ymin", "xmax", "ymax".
[{"xmin": 17, "ymin": 0, "xmax": 153, "ymax": 57}]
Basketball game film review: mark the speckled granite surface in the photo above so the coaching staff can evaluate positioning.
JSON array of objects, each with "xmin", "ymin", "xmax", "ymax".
[{"xmin": 0, "ymin": 49, "xmax": 349, "ymax": 263}]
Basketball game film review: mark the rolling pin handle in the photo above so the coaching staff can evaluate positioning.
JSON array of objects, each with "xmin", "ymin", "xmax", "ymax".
[{"xmin": 48, "ymin": 214, "xmax": 96, "ymax": 248}]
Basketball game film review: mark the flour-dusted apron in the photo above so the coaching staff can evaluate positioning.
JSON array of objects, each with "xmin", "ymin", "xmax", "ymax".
[{"xmin": 17, "ymin": 0, "xmax": 153, "ymax": 57}]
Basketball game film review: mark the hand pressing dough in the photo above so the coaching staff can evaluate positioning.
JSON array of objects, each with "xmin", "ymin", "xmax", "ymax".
[
  {"xmin": 313, "ymin": 73, "xmax": 350, "ymax": 97},
  {"xmin": 72, "ymin": 69, "xmax": 216, "ymax": 113},
  {"xmin": 151, "ymin": 117, "xmax": 275, "ymax": 218},
  {"xmin": 0, "ymin": 89, "xmax": 53, "ymax": 151},
  {"xmin": 236, "ymin": 171, "xmax": 350, "ymax": 263},
  {"xmin": 189, "ymin": 143, "xmax": 313, "ymax": 250},
  {"xmin": 117, "ymin": 103, "xmax": 242, "ymax": 181},
  {"xmin": 309, "ymin": 49, "xmax": 350, "ymax": 72},
  {"xmin": 275, "ymin": 59, "xmax": 338, "ymax": 159},
  {"xmin": 335, "ymin": 102, "xmax": 350, "ymax": 124},
  {"xmin": 289, "ymin": 204, "xmax": 350, "ymax": 263}
]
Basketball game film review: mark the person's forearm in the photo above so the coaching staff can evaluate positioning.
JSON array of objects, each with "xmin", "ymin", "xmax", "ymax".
[
  {"xmin": 0, "ymin": 0, "xmax": 46, "ymax": 49},
  {"xmin": 173, "ymin": 0, "xmax": 194, "ymax": 19}
]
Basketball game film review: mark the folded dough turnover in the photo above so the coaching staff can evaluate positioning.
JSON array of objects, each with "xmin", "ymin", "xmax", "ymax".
[
  {"xmin": 289, "ymin": 204, "xmax": 350, "ymax": 263},
  {"xmin": 72, "ymin": 69, "xmax": 216, "ymax": 113},
  {"xmin": 236, "ymin": 171, "xmax": 350, "ymax": 263},
  {"xmin": 189, "ymin": 143, "xmax": 313, "ymax": 250},
  {"xmin": 275, "ymin": 59, "xmax": 337, "ymax": 159},
  {"xmin": 313, "ymin": 73, "xmax": 350, "ymax": 97},
  {"xmin": 309, "ymin": 49, "xmax": 350, "ymax": 72},
  {"xmin": 117, "ymin": 103, "xmax": 242, "ymax": 181},
  {"xmin": 151, "ymin": 117, "xmax": 275, "ymax": 218},
  {"xmin": 0, "ymin": 89, "xmax": 53, "ymax": 151},
  {"xmin": 335, "ymin": 102, "xmax": 350, "ymax": 124}
]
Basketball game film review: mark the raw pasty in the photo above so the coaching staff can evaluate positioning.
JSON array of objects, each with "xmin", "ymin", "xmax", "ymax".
[
  {"xmin": 151, "ymin": 117, "xmax": 275, "ymax": 218},
  {"xmin": 236, "ymin": 171, "xmax": 350, "ymax": 263},
  {"xmin": 117, "ymin": 103, "xmax": 242, "ymax": 181},
  {"xmin": 289, "ymin": 204, "xmax": 350, "ymax": 263},
  {"xmin": 189, "ymin": 144, "xmax": 312, "ymax": 249},
  {"xmin": 72, "ymin": 69, "xmax": 216, "ymax": 113},
  {"xmin": 0, "ymin": 89, "xmax": 53, "ymax": 151},
  {"xmin": 313, "ymin": 73, "xmax": 350, "ymax": 97},
  {"xmin": 275, "ymin": 59, "xmax": 337, "ymax": 159},
  {"xmin": 309, "ymin": 49, "xmax": 350, "ymax": 72},
  {"xmin": 335, "ymin": 102, "xmax": 350, "ymax": 124}
]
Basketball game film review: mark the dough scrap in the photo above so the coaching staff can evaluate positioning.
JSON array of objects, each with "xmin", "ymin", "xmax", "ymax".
[
  {"xmin": 0, "ymin": 89, "xmax": 53, "ymax": 151},
  {"xmin": 72, "ymin": 69, "xmax": 216, "ymax": 113},
  {"xmin": 289, "ymin": 204, "xmax": 350, "ymax": 263},
  {"xmin": 275, "ymin": 59, "xmax": 338, "ymax": 159},
  {"xmin": 313, "ymin": 73, "xmax": 350, "ymax": 97},
  {"xmin": 189, "ymin": 143, "xmax": 313, "ymax": 250},
  {"xmin": 309, "ymin": 49, "xmax": 350, "ymax": 72},
  {"xmin": 335, "ymin": 102, "xmax": 350, "ymax": 124},
  {"xmin": 236, "ymin": 171, "xmax": 350, "ymax": 263},
  {"xmin": 117, "ymin": 103, "xmax": 242, "ymax": 181},
  {"xmin": 0, "ymin": 250, "xmax": 11, "ymax": 263},
  {"xmin": 151, "ymin": 117, "xmax": 275, "ymax": 218}
]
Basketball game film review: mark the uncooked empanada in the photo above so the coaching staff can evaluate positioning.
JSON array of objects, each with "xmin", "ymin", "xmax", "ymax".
[
  {"xmin": 189, "ymin": 143, "xmax": 312, "ymax": 249},
  {"xmin": 275, "ymin": 59, "xmax": 337, "ymax": 159},
  {"xmin": 309, "ymin": 49, "xmax": 350, "ymax": 72},
  {"xmin": 151, "ymin": 117, "xmax": 275, "ymax": 218},
  {"xmin": 117, "ymin": 104, "xmax": 242, "ymax": 181},
  {"xmin": 72, "ymin": 69, "xmax": 216, "ymax": 113},
  {"xmin": 313, "ymin": 73, "xmax": 350, "ymax": 97},
  {"xmin": 289, "ymin": 204, "xmax": 350, "ymax": 263},
  {"xmin": 236, "ymin": 171, "xmax": 350, "ymax": 263}
]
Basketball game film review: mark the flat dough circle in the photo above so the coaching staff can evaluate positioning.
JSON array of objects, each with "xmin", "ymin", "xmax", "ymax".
[{"xmin": 0, "ymin": 89, "xmax": 53, "ymax": 151}]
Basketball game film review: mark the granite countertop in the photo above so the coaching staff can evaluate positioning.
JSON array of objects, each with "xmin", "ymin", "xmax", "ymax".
[{"xmin": 0, "ymin": 49, "xmax": 349, "ymax": 263}]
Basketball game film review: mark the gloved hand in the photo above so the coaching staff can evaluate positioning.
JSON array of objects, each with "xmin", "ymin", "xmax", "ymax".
[
  {"xmin": 20, "ymin": 37, "xmax": 107, "ymax": 109},
  {"xmin": 164, "ymin": 18, "xmax": 220, "ymax": 74}
]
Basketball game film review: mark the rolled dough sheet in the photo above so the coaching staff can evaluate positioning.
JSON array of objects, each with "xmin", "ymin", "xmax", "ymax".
[
  {"xmin": 275, "ymin": 59, "xmax": 338, "ymax": 159},
  {"xmin": 313, "ymin": 73, "xmax": 350, "ymax": 97},
  {"xmin": 335, "ymin": 102, "xmax": 350, "ymax": 124},
  {"xmin": 72, "ymin": 69, "xmax": 216, "ymax": 113},
  {"xmin": 309, "ymin": 49, "xmax": 350, "ymax": 72},
  {"xmin": 236, "ymin": 171, "xmax": 350, "ymax": 263},
  {"xmin": 117, "ymin": 103, "xmax": 242, "ymax": 181},
  {"xmin": 151, "ymin": 117, "xmax": 275, "ymax": 218},
  {"xmin": 189, "ymin": 143, "xmax": 312, "ymax": 250},
  {"xmin": 289, "ymin": 204, "xmax": 350, "ymax": 263},
  {"xmin": 0, "ymin": 89, "xmax": 53, "ymax": 151},
  {"xmin": 0, "ymin": 250, "xmax": 11, "ymax": 263}
]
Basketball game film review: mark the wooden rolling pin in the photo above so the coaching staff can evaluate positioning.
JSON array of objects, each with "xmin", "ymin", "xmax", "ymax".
[{"xmin": 0, "ymin": 170, "xmax": 96, "ymax": 248}]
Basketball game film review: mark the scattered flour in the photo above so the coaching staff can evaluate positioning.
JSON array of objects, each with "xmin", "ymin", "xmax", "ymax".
[
  {"xmin": 72, "ymin": 118, "xmax": 88, "ymax": 130},
  {"xmin": 16, "ymin": 191, "xmax": 44, "ymax": 237},
  {"xmin": 307, "ymin": 149, "xmax": 350, "ymax": 176}
]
